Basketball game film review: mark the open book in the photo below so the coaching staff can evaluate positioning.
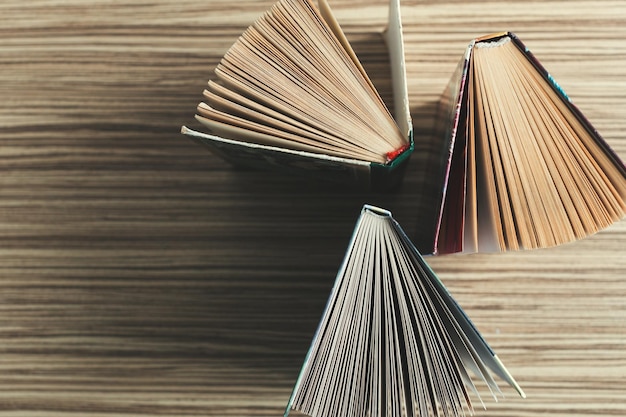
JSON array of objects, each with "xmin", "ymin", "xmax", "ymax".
[
  {"xmin": 285, "ymin": 205, "xmax": 525, "ymax": 417},
  {"xmin": 181, "ymin": 0, "xmax": 413, "ymax": 190},
  {"xmin": 426, "ymin": 32, "xmax": 626, "ymax": 255}
]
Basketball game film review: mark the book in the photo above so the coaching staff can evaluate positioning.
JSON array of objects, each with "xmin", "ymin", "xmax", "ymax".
[
  {"xmin": 181, "ymin": 0, "xmax": 413, "ymax": 190},
  {"xmin": 424, "ymin": 32, "xmax": 626, "ymax": 255},
  {"xmin": 285, "ymin": 204, "xmax": 525, "ymax": 417}
]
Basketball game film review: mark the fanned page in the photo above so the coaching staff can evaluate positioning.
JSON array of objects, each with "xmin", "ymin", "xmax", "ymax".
[
  {"xmin": 286, "ymin": 205, "xmax": 524, "ymax": 417},
  {"xmin": 194, "ymin": 0, "xmax": 407, "ymax": 164},
  {"xmin": 437, "ymin": 33, "xmax": 626, "ymax": 254}
]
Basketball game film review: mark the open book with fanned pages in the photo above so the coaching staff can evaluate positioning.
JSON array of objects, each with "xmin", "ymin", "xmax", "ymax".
[
  {"xmin": 181, "ymin": 0, "xmax": 413, "ymax": 191},
  {"xmin": 421, "ymin": 31, "xmax": 626, "ymax": 255},
  {"xmin": 285, "ymin": 205, "xmax": 525, "ymax": 417}
]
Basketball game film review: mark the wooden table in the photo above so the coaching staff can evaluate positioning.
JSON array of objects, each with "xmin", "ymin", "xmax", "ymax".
[{"xmin": 1, "ymin": 0, "xmax": 625, "ymax": 415}]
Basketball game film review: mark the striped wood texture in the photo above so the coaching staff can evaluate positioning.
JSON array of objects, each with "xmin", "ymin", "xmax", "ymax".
[{"xmin": 1, "ymin": 0, "xmax": 625, "ymax": 416}]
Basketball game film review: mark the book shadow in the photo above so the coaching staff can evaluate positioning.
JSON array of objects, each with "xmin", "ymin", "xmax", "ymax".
[
  {"xmin": 157, "ymin": 31, "xmax": 446, "ymax": 381},
  {"xmin": 70, "ymin": 30, "xmax": 445, "ymax": 393},
  {"xmin": 208, "ymin": 97, "xmax": 442, "ymax": 377}
]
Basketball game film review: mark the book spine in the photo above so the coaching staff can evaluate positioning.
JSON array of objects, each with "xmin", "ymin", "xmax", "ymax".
[
  {"xmin": 370, "ymin": 131, "xmax": 414, "ymax": 192},
  {"xmin": 385, "ymin": 143, "xmax": 411, "ymax": 162}
]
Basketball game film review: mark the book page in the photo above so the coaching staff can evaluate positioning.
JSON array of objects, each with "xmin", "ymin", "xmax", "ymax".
[
  {"xmin": 471, "ymin": 42, "xmax": 507, "ymax": 252},
  {"xmin": 317, "ymin": 0, "xmax": 375, "ymax": 94},
  {"xmin": 463, "ymin": 54, "xmax": 479, "ymax": 253}
]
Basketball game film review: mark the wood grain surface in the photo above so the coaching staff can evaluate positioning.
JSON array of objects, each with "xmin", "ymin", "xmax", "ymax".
[{"xmin": 1, "ymin": 0, "xmax": 625, "ymax": 416}]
